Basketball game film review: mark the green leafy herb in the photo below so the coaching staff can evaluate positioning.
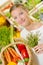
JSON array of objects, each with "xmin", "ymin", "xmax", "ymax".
[
  {"xmin": 5, "ymin": 12, "xmax": 11, "ymax": 18},
  {"xmin": 33, "ymin": 8, "xmax": 43, "ymax": 20},
  {"xmin": 24, "ymin": 58, "xmax": 29, "ymax": 62},
  {"xmin": 14, "ymin": 0, "xmax": 23, "ymax": 4},
  {"xmin": 0, "ymin": 26, "xmax": 11, "ymax": 51},
  {"xmin": 24, "ymin": 0, "xmax": 41, "ymax": 10},
  {"xmin": 0, "ymin": 60, "xmax": 2, "ymax": 64},
  {"xmin": 27, "ymin": 33, "xmax": 39, "ymax": 47}
]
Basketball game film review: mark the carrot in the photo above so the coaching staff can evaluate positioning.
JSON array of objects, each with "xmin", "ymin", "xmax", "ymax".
[
  {"xmin": 9, "ymin": 47, "xmax": 20, "ymax": 58},
  {"xmin": 4, "ymin": 51, "xmax": 8, "ymax": 63},
  {"xmin": 8, "ymin": 47, "xmax": 21, "ymax": 62},
  {"xmin": 2, "ymin": 3, "xmax": 13, "ymax": 11},
  {"xmin": 8, "ymin": 48, "xmax": 17, "ymax": 59},
  {"xmin": 4, "ymin": 50, "xmax": 11, "ymax": 63}
]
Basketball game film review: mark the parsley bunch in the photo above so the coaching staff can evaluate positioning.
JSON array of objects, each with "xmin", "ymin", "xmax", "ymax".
[{"xmin": 27, "ymin": 33, "xmax": 39, "ymax": 47}]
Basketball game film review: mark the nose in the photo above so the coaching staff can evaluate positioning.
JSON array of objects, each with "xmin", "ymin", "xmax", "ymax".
[
  {"xmin": 17, "ymin": 16, "xmax": 23, "ymax": 24},
  {"xmin": 18, "ymin": 16, "xmax": 23, "ymax": 21},
  {"xmin": 19, "ymin": 16, "xmax": 24, "ymax": 21}
]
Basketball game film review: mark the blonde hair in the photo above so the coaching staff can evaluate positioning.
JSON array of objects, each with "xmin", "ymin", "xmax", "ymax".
[{"xmin": 10, "ymin": 4, "xmax": 28, "ymax": 13}]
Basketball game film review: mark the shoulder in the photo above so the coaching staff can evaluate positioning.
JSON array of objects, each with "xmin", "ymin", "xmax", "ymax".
[
  {"xmin": 32, "ymin": 22, "xmax": 43, "ymax": 28},
  {"xmin": 32, "ymin": 22, "xmax": 43, "ymax": 25},
  {"xmin": 27, "ymin": 22, "xmax": 43, "ymax": 31}
]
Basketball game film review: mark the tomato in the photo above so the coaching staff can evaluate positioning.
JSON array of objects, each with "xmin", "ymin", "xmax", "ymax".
[
  {"xmin": 17, "ymin": 44, "xmax": 26, "ymax": 52},
  {"xmin": 21, "ymin": 49, "xmax": 29, "ymax": 58}
]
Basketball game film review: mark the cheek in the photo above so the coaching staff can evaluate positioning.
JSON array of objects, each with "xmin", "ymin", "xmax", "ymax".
[
  {"xmin": 23, "ymin": 13, "xmax": 28, "ymax": 21},
  {"xmin": 22, "ymin": 13, "xmax": 26, "ymax": 18},
  {"xmin": 15, "ymin": 18, "xmax": 21, "ymax": 24}
]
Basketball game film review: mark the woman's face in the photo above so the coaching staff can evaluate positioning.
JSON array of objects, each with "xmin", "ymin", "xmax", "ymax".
[{"xmin": 11, "ymin": 6, "xmax": 29, "ymax": 27}]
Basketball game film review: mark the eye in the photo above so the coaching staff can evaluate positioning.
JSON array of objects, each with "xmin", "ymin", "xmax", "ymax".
[
  {"xmin": 14, "ymin": 16, "xmax": 17, "ymax": 19},
  {"xmin": 20, "ymin": 12, "xmax": 23, "ymax": 15}
]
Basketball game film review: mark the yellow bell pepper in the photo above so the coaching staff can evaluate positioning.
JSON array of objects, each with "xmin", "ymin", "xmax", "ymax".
[
  {"xmin": 0, "ymin": 15, "xmax": 6, "ymax": 25},
  {"xmin": 16, "ymin": 31, "xmax": 20, "ymax": 38},
  {"xmin": 7, "ymin": 62, "xmax": 16, "ymax": 65},
  {"xmin": 14, "ymin": 31, "xmax": 20, "ymax": 39}
]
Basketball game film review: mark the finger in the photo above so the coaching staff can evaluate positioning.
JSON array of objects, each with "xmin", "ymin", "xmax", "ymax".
[
  {"xmin": 36, "ymin": 48, "xmax": 41, "ymax": 53},
  {"xmin": 34, "ymin": 45, "xmax": 39, "ymax": 49},
  {"xmin": 36, "ymin": 50, "xmax": 43, "ymax": 54},
  {"xmin": 34, "ymin": 46, "xmax": 38, "ymax": 50},
  {"xmin": 34, "ymin": 46, "xmax": 40, "ymax": 51},
  {"xmin": 35, "ymin": 48, "xmax": 43, "ymax": 54},
  {"xmin": 34, "ymin": 45, "xmax": 41, "ymax": 50}
]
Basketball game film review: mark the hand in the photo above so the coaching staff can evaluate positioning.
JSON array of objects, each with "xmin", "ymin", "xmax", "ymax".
[{"xmin": 34, "ymin": 44, "xmax": 43, "ymax": 54}]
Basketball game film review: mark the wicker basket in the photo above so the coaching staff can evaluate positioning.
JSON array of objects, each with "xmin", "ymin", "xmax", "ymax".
[{"xmin": 0, "ymin": 41, "xmax": 32, "ymax": 65}]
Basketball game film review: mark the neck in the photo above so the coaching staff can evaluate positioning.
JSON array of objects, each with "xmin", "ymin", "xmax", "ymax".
[
  {"xmin": 24, "ymin": 21, "xmax": 34, "ymax": 31},
  {"xmin": 24, "ymin": 21, "xmax": 32, "ymax": 27},
  {"xmin": 24, "ymin": 18, "xmax": 33, "ymax": 30}
]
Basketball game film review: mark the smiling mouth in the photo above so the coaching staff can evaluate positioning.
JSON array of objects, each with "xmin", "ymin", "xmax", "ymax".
[
  {"xmin": 21, "ymin": 19, "xmax": 25, "ymax": 24},
  {"xmin": 20, "ymin": 21, "xmax": 25, "ymax": 25}
]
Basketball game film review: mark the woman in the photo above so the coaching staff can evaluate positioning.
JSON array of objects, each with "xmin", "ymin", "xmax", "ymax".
[{"xmin": 10, "ymin": 4, "xmax": 43, "ymax": 54}]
